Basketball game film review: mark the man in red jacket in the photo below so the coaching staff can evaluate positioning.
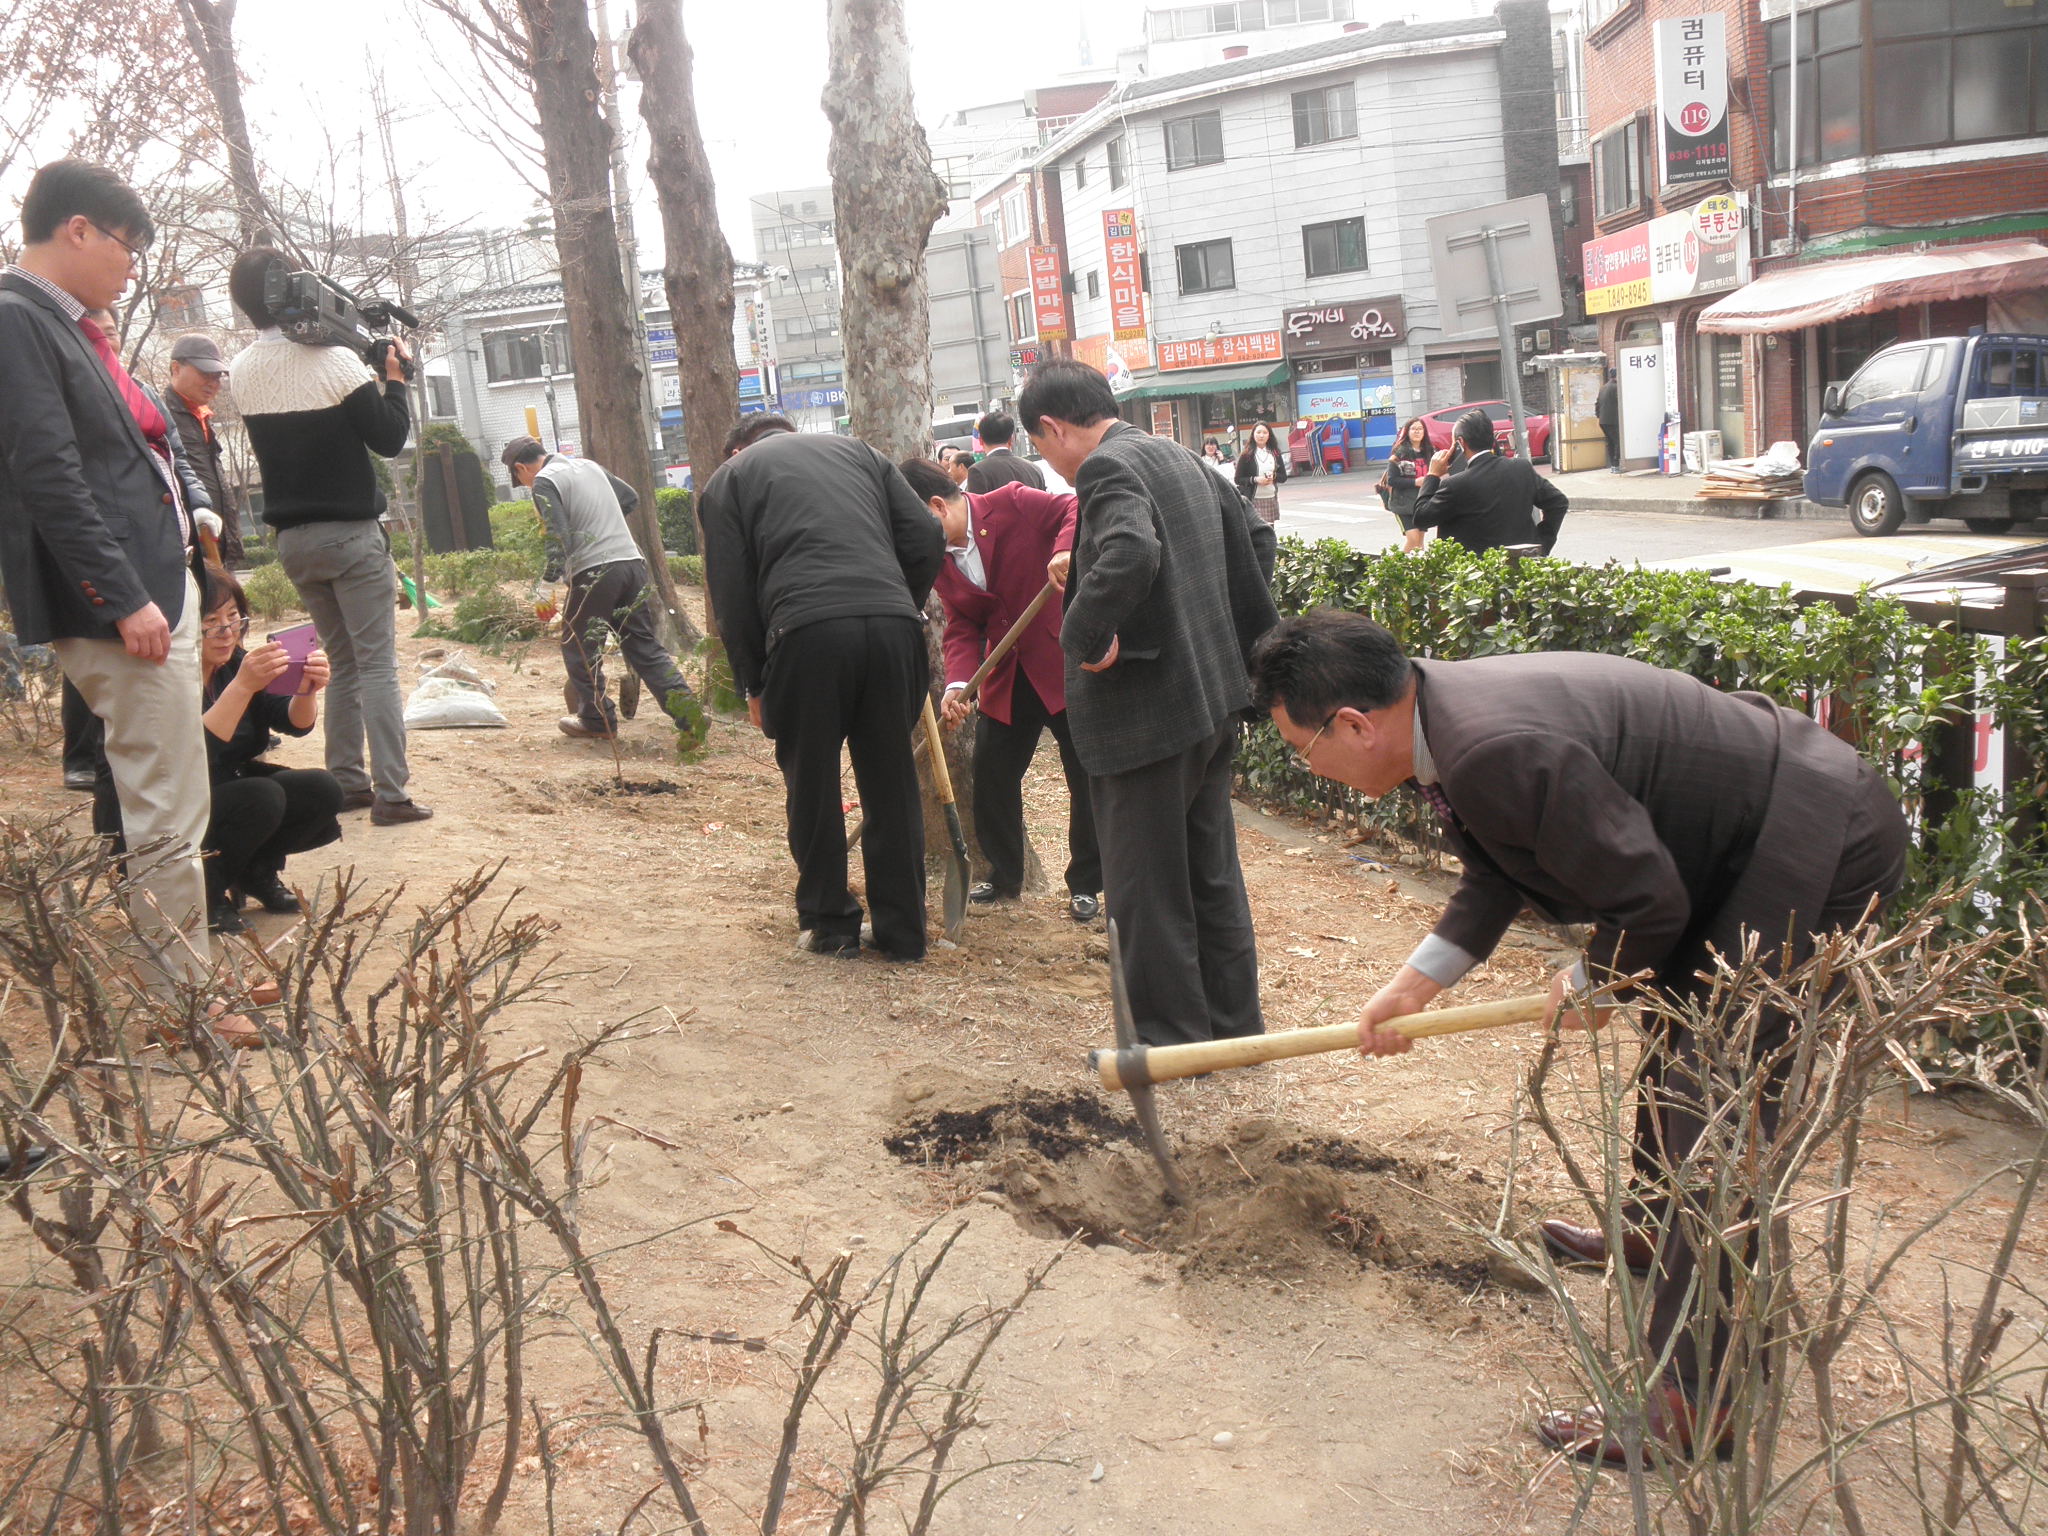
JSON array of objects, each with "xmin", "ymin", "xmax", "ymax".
[{"xmin": 899, "ymin": 457, "xmax": 1101, "ymax": 922}]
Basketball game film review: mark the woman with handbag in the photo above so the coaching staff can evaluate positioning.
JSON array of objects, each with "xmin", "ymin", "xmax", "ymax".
[
  {"xmin": 1234, "ymin": 422, "xmax": 1287, "ymax": 524},
  {"xmin": 1380, "ymin": 417, "xmax": 1434, "ymax": 533}
]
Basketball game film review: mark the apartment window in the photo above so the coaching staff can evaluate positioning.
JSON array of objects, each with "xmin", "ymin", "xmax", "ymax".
[
  {"xmin": 1107, "ymin": 135, "xmax": 1127, "ymax": 188},
  {"xmin": 1559, "ymin": 179, "xmax": 1579, "ymax": 226},
  {"xmin": 426, "ymin": 375, "xmax": 457, "ymax": 418},
  {"xmin": 1302, "ymin": 217, "xmax": 1367, "ymax": 277},
  {"xmin": 1176, "ymin": 238, "xmax": 1234, "ymax": 294},
  {"xmin": 1292, "ymin": 83, "xmax": 1357, "ymax": 147},
  {"xmin": 1165, "ymin": 111, "xmax": 1224, "ymax": 171},
  {"xmin": 1769, "ymin": 0, "xmax": 2048, "ymax": 168},
  {"xmin": 1002, "ymin": 187, "xmax": 1030, "ymax": 246},
  {"xmin": 1086, "ymin": 270, "xmax": 1101, "ymax": 300},
  {"xmin": 1268, "ymin": 0, "xmax": 1352, "ymax": 21},
  {"xmin": 482, "ymin": 323, "xmax": 571, "ymax": 383},
  {"xmin": 1010, "ymin": 292, "xmax": 1035, "ymax": 340},
  {"xmin": 1073, "ymin": 156, "xmax": 1087, "ymax": 189},
  {"xmin": 1592, "ymin": 118, "xmax": 1640, "ymax": 218},
  {"xmin": 1585, "ymin": 0, "xmax": 1627, "ymax": 24}
]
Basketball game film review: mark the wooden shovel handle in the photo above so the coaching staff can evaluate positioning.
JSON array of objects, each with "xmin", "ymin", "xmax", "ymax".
[
  {"xmin": 919, "ymin": 694, "xmax": 958, "ymax": 806},
  {"xmin": 1092, "ymin": 993, "xmax": 1549, "ymax": 1091}
]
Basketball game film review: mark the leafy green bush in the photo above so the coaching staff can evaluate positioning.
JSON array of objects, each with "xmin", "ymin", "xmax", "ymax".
[
  {"xmin": 488, "ymin": 500, "xmax": 545, "ymax": 567},
  {"xmin": 1247, "ymin": 536, "xmax": 2048, "ymax": 1055},
  {"xmin": 240, "ymin": 562, "xmax": 302, "ymax": 621},
  {"xmin": 420, "ymin": 547, "xmax": 540, "ymax": 601},
  {"xmin": 656, "ymin": 487, "xmax": 697, "ymax": 556},
  {"xmin": 435, "ymin": 585, "xmax": 543, "ymax": 647},
  {"xmin": 668, "ymin": 553, "xmax": 703, "ymax": 587}
]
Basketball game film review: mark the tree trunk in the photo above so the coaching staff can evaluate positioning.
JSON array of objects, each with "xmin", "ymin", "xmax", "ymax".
[
  {"xmin": 824, "ymin": 0, "xmax": 976, "ymax": 875},
  {"xmin": 171, "ymin": 0, "xmax": 269, "ymax": 246},
  {"xmin": 516, "ymin": 0, "xmax": 700, "ymax": 651},
  {"xmin": 628, "ymin": 0, "xmax": 739, "ymax": 710}
]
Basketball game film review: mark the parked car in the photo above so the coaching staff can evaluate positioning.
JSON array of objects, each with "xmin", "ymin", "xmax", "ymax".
[
  {"xmin": 1418, "ymin": 400, "xmax": 1554, "ymax": 461},
  {"xmin": 1805, "ymin": 332, "xmax": 2048, "ymax": 537}
]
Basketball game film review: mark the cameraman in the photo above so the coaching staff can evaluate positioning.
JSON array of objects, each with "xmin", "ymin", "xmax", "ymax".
[{"xmin": 227, "ymin": 249, "xmax": 430, "ymax": 825}]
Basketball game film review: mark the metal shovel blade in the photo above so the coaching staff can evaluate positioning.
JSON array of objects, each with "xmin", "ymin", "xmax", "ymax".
[
  {"xmin": 940, "ymin": 804, "xmax": 971, "ymax": 941},
  {"xmin": 1106, "ymin": 919, "xmax": 1190, "ymax": 1205}
]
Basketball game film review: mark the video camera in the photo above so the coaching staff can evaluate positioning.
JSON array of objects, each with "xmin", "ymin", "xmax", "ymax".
[{"xmin": 262, "ymin": 265, "xmax": 420, "ymax": 381}]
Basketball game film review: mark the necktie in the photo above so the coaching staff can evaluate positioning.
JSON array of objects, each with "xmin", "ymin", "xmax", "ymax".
[{"xmin": 1414, "ymin": 778, "xmax": 1460, "ymax": 831}]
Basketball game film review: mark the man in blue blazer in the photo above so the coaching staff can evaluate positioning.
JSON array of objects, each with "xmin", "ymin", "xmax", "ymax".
[{"xmin": 0, "ymin": 161, "xmax": 216, "ymax": 1002}]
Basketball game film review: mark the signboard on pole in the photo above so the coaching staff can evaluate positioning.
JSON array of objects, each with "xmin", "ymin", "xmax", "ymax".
[
  {"xmin": 646, "ymin": 325, "xmax": 677, "ymax": 366},
  {"xmin": 1103, "ymin": 208, "xmax": 1147, "ymax": 342},
  {"xmin": 1654, "ymin": 14, "xmax": 1730, "ymax": 186},
  {"xmin": 1423, "ymin": 194, "xmax": 1563, "ymax": 458},
  {"xmin": 1028, "ymin": 245, "xmax": 1069, "ymax": 342}
]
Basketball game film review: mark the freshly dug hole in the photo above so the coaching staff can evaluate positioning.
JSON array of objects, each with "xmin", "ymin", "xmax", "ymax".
[{"xmin": 887, "ymin": 1075, "xmax": 1514, "ymax": 1287}]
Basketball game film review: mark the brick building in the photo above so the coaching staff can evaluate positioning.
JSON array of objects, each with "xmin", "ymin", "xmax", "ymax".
[{"xmin": 1580, "ymin": 0, "xmax": 2048, "ymax": 465}]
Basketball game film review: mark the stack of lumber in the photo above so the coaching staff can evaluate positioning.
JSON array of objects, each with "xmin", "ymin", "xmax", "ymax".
[{"xmin": 1696, "ymin": 457, "xmax": 1803, "ymax": 501}]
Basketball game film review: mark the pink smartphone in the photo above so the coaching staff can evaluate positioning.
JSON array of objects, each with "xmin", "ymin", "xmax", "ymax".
[{"xmin": 262, "ymin": 622, "xmax": 320, "ymax": 697}]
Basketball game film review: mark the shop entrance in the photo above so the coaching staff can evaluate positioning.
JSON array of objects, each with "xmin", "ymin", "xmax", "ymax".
[
  {"xmin": 1616, "ymin": 318, "xmax": 1665, "ymax": 463},
  {"xmin": 1697, "ymin": 331, "xmax": 1746, "ymax": 458}
]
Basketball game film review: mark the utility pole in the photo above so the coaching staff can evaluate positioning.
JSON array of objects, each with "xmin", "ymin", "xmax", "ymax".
[{"xmin": 594, "ymin": 0, "xmax": 664, "ymax": 471}]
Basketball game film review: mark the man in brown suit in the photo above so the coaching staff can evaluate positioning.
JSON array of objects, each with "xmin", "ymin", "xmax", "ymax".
[{"xmin": 1248, "ymin": 609, "xmax": 1907, "ymax": 1461}]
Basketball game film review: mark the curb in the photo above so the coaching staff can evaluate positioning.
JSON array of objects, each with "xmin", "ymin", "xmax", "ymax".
[{"xmin": 1562, "ymin": 493, "xmax": 1842, "ymax": 523}]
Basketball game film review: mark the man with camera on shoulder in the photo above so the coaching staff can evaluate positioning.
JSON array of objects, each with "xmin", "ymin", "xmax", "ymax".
[{"xmin": 228, "ymin": 248, "xmax": 429, "ymax": 826}]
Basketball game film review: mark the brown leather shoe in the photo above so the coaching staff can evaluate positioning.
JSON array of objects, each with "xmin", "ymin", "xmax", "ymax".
[
  {"xmin": 1540, "ymin": 1217, "xmax": 1655, "ymax": 1274},
  {"xmin": 339, "ymin": 789, "xmax": 374, "ymax": 812},
  {"xmin": 370, "ymin": 798, "xmax": 434, "ymax": 826},
  {"xmin": 1536, "ymin": 1383, "xmax": 1734, "ymax": 1465},
  {"xmin": 558, "ymin": 714, "xmax": 614, "ymax": 740}
]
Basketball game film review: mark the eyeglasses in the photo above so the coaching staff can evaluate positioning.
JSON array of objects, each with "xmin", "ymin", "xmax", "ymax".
[
  {"xmin": 200, "ymin": 615, "xmax": 251, "ymax": 639},
  {"xmin": 1287, "ymin": 714, "xmax": 1337, "ymax": 774},
  {"xmin": 86, "ymin": 222, "xmax": 145, "ymax": 268}
]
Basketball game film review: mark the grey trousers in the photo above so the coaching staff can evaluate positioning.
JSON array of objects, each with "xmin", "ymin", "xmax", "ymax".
[
  {"xmin": 1089, "ymin": 725, "xmax": 1263, "ymax": 1047},
  {"xmin": 277, "ymin": 520, "xmax": 409, "ymax": 804},
  {"xmin": 53, "ymin": 573, "xmax": 211, "ymax": 991}
]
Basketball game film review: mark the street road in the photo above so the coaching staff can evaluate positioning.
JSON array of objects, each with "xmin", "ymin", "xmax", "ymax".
[{"xmin": 1271, "ymin": 473, "xmax": 1840, "ymax": 565}]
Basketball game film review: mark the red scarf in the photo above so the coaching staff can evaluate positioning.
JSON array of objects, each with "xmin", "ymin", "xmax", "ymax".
[{"xmin": 77, "ymin": 316, "xmax": 170, "ymax": 453}]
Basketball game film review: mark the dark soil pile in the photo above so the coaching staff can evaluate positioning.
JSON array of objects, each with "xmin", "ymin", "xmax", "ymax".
[{"xmin": 887, "ymin": 1072, "xmax": 1532, "ymax": 1290}]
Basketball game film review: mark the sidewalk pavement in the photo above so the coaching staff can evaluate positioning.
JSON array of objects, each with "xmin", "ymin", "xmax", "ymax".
[{"xmin": 1542, "ymin": 465, "xmax": 1838, "ymax": 522}]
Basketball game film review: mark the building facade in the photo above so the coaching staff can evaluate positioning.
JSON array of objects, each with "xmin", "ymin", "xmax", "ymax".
[
  {"xmin": 1023, "ymin": 3, "xmax": 1564, "ymax": 465},
  {"xmin": 750, "ymin": 187, "xmax": 846, "ymax": 431},
  {"xmin": 1580, "ymin": 0, "xmax": 2048, "ymax": 465}
]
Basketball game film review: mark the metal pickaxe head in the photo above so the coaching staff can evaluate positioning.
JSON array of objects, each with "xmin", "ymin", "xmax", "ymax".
[{"xmin": 1087, "ymin": 919, "xmax": 1190, "ymax": 1206}]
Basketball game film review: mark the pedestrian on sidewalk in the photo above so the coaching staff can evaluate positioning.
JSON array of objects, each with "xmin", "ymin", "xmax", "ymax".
[
  {"xmin": 699, "ymin": 416, "xmax": 943, "ymax": 963},
  {"xmin": 1380, "ymin": 417, "xmax": 1433, "ymax": 533},
  {"xmin": 964, "ymin": 411, "xmax": 1045, "ymax": 494},
  {"xmin": 1597, "ymin": 367, "xmax": 1621, "ymax": 472},
  {"xmin": 500, "ymin": 436, "xmax": 705, "ymax": 747},
  {"xmin": 898, "ymin": 456, "xmax": 1101, "ymax": 923},
  {"xmin": 1018, "ymin": 360, "xmax": 1278, "ymax": 1047},
  {"xmin": 1234, "ymin": 422, "xmax": 1287, "ymax": 524}
]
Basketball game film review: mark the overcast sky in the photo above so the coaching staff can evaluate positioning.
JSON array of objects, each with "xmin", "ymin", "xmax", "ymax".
[{"xmin": 228, "ymin": 0, "xmax": 1148, "ymax": 261}]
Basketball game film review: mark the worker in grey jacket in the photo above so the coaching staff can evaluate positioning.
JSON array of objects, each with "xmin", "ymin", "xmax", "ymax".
[{"xmin": 501, "ymin": 437, "xmax": 702, "ymax": 743}]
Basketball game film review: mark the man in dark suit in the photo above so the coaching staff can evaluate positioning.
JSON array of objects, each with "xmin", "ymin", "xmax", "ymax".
[
  {"xmin": 964, "ymin": 411, "xmax": 1045, "ymax": 495},
  {"xmin": 0, "ymin": 161, "xmax": 217, "ymax": 999},
  {"xmin": 1595, "ymin": 367, "xmax": 1621, "ymax": 472},
  {"xmin": 699, "ymin": 415, "xmax": 944, "ymax": 962},
  {"xmin": 1018, "ymin": 361, "xmax": 1278, "ymax": 1047},
  {"xmin": 898, "ymin": 457, "xmax": 1100, "ymax": 922},
  {"xmin": 1406, "ymin": 408, "xmax": 1569, "ymax": 555},
  {"xmin": 1250, "ymin": 609, "xmax": 1907, "ymax": 1461}
]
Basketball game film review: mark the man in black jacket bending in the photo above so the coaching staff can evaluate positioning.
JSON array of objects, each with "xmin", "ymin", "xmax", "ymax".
[
  {"xmin": 699, "ymin": 416, "xmax": 945, "ymax": 962},
  {"xmin": 1405, "ymin": 409, "xmax": 1569, "ymax": 556}
]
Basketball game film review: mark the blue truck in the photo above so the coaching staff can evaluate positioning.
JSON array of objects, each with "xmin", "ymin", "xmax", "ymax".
[{"xmin": 1804, "ymin": 332, "xmax": 2048, "ymax": 537}]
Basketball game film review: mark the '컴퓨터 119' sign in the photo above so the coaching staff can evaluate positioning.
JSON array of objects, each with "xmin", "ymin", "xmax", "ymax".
[{"xmin": 1655, "ymin": 14, "xmax": 1729, "ymax": 186}]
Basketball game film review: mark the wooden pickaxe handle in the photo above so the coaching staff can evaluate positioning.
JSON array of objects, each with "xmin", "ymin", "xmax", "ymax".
[{"xmin": 1092, "ymin": 993, "xmax": 1549, "ymax": 1091}]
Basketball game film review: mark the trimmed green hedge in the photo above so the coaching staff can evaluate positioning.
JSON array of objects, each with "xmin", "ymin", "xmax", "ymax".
[
  {"xmin": 656, "ymin": 487, "xmax": 696, "ymax": 556},
  {"xmin": 1247, "ymin": 536, "xmax": 2048, "ymax": 953}
]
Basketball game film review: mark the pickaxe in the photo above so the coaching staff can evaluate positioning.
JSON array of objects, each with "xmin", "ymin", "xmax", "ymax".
[{"xmin": 1090, "ymin": 920, "xmax": 1548, "ymax": 1203}]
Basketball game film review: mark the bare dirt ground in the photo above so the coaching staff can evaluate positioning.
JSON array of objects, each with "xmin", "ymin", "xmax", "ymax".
[{"xmin": 1, "ymin": 589, "xmax": 2042, "ymax": 1535}]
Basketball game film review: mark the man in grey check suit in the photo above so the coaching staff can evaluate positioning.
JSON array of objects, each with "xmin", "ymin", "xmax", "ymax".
[
  {"xmin": 1250, "ymin": 609, "xmax": 1907, "ymax": 1462},
  {"xmin": 1018, "ymin": 361, "xmax": 1278, "ymax": 1047}
]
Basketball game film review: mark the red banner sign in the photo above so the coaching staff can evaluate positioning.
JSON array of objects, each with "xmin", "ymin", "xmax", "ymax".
[
  {"xmin": 1581, "ymin": 224, "xmax": 1653, "ymax": 315},
  {"xmin": 1102, "ymin": 208, "xmax": 1146, "ymax": 342},
  {"xmin": 1028, "ymin": 245, "xmax": 1069, "ymax": 342},
  {"xmin": 1155, "ymin": 331, "xmax": 1284, "ymax": 371}
]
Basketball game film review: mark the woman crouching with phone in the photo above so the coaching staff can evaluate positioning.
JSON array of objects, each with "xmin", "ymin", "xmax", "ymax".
[{"xmin": 188, "ymin": 568, "xmax": 344, "ymax": 933}]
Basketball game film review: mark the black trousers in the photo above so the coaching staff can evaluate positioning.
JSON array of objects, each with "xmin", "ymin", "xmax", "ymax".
[
  {"xmin": 972, "ymin": 671, "xmax": 1100, "ymax": 898},
  {"xmin": 205, "ymin": 768, "xmax": 345, "ymax": 904},
  {"xmin": 61, "ymin": 677, "xmax": 103, "ymax": 778},
  {"xmin": 1636, "ymin": 766, "xmax": 1907, "ymax": 1394},
  {"xmin": 562, "ymin": 559, "xmax": 695, "ymax": 729},
  {"xmin": 1088, "ymin": 725, "xmax": 1262, "ymax": 1046},
  {"xmin": 1602, "ymin": 423, "xmax": 1621, "ymax": 468},
  {"xmin": 761, "ymin": 616, "xmax": 928, "ymax": 960}
]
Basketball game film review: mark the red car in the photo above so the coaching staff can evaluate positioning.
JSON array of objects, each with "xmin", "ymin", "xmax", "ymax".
[{"xmin": 1419, "ymin": 401, "xmax": 1553, "ymax": 461}]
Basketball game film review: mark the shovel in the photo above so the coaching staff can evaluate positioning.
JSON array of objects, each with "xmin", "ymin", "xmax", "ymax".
[
  {"xmin": 847, "ymin": 579, "xmax": 1059, "ymax": 850},
  {"xmin": 920, "ymin": 692, "xmax": 973, "ymax": 942}
]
